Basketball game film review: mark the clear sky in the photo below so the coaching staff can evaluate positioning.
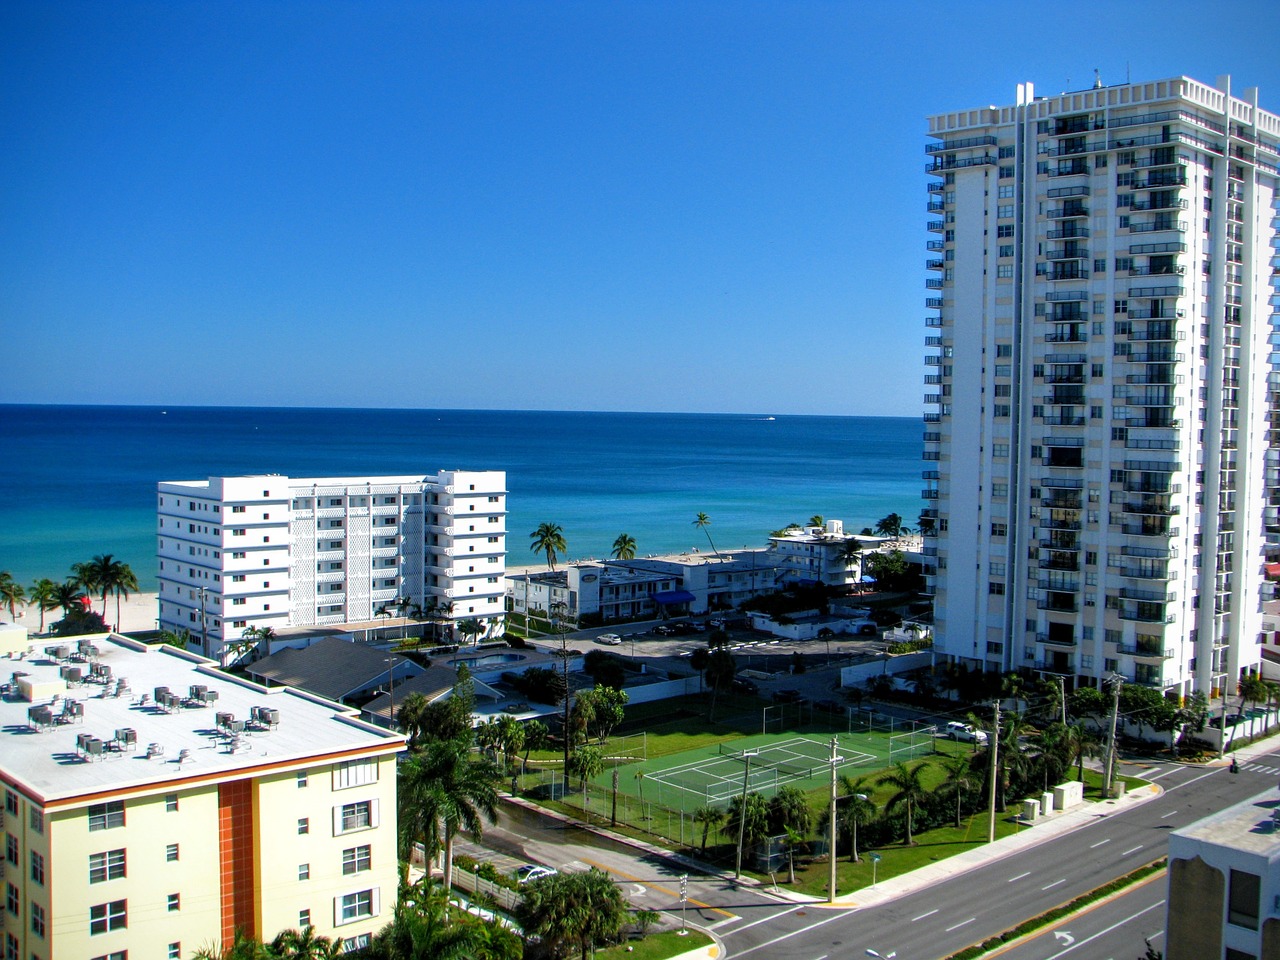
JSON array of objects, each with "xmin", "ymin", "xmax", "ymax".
[{"xmin": 3, "ymin": 1, "xmax": 1277, "ymax": 416}]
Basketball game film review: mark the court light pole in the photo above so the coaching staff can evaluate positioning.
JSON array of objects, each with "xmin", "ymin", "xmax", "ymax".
[
  {"xmin": 734, "ymin": 750, "xmax": 759, "ymax": 880},
  {"xmin": 828, "ymin": 736, "xmax": 842, "ymax": 904}
]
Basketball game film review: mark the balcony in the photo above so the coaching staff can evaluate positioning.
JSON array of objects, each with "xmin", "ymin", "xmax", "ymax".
[
  {"xmin": 1114, "ymin": 564, "xmax": 1172, "ymax": 582},
  {"xmin": 1126, "ymin": 372, "xmax": 1179, "ymax": 385},
  {"xmin": 1043, "ymin": 494, "xmax": 1082, "ymax": 509},
  {"xmin": 1132, "ymin": 153, "xmax": 1189, "ymax": 169},
  {"xmin": 926, "ymin": 239, "xmax": 945, "ymax": 251},
  {"xmin": 1042, "ymin": 516, "xmax": 1082, "ymax": 531},
  {"xmin": 1040, "ymin": 553, "xmax": 1080, "ymax": 571},
  {"xmin": 1044, "ymin": 372, "xmax": 1085, "ymax": 384},
  {"xmin": 1044, "ymin": 390, "xmax": 1085, "ymax": 405},
  {"xmin": 1051, "ymin": 162, "xmax": 1090, "ymax": 177},
  {"xmin": 1130, "ymin": 197, "xmax": 1189, "ymax": 212},
  {"xmin": 926, "ymin": 258, "xmax": 945, "ymax": 270},
  {"xmin": 1127, "ymin": 264, "xmax": 1186, "ymax": 277},
  {"xmin": 926, "ymin": 297, "xmax": 944, "ymax": 308},
  {"xmin": 1122, "ymin": 499, "xmax": 1180, "ymax": 516},
  {"xmin": 926, "ymin": 134, "xmax": 998, "ymax": 154},
  {"xmin": 1127, "ymin": 218, "xmax": 1188, "ymax": 234},
  {"xmin": 1128, "ymin": 351, "xmax": 1184, "ymax": 363},
  {"xmin": 1046, "ymin": 225, "xmax": 1090, "ymax": 240},
  {"xmin": 921, "ymin": 489, "xmax": 939, "ymax": 499},
  {"xmin": 1118, "ymin": 606, "xmax": 1176, "ymax": 625},
  {"xmin": 1046, "ymin": 248, "xmax": 1090, "ymax": 261},
  {"xmin": 1121, "ymin": 521, "xmax": 1174, "ymax": 537},
  {"xmin": 928, "ymin": 220, "xmax": 945, "ymax": 232},
  {"xmin": 926, "ymin": 155, "xmax": 998, "ymax": 174},
  {"xmin": 1039, "ymin": 538, "xmax": 1080, "ymax": 552},
  {"xmin": 1127, "ymin": 415, "xmax": 1181, "ymax": 429},
  {"xmin": 1127, "ymin": 326, "xmax": 1181, "ymax": 340},
  {"xmin": 1038, "ymin": 596, "xmax": 1079, "ymax": 613},
  {"xmin": 1047, "ymin": 204, "xmax": 1089, "ymax": 219},
  {"xmin": 1044, "ymin": 331, "xmax": 1087, "ymax": 343},
  {"xmin": 926, "ymin": 278, "xmax": 944, "ymax": 289},
  {"xmin": 1132, "ymin": 172, "xmax": 1188, "ymax": 189},
  {"xmin": 1036, "ymin": 632, "xmax": 1078, "ymax": 647},
  {"xmin": 925, "ymin": 316, "xmax": 943, "ymax": 327},
  {"xmin": 1038, "ymin": 578, "xmax": 1080, "ymax": 593},
  {"xmin": 1048, "ymin": 267, "xmax": 1090, "ymax": 281},
  {"xmin": 926, "ymin": 201, "xmax": 945, "ymax": 213},
  {"xmin": 1033, "ymin": 660, "xmax": 1077, "ymax": 675},
  {"xmin": 1043, "ymin": 415, "xmax": 1086, "ymax": 426}
]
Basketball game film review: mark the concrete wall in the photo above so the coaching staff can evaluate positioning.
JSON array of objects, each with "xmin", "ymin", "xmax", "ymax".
[{"xmin": 839, "ymin": 652, "xmax": 934, "ymax": 688}]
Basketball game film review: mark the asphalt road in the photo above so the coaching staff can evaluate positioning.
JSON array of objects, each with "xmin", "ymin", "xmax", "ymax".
[
  {"xmin": 991, "ymin": 874, "xmax": 1166, "ymax": 960},
  {"xmin": 465, "ymin": 750, "xmax": 1280, "ymax": 959}
]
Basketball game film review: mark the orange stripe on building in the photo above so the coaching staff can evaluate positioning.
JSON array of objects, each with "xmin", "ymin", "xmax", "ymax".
[{"xmin": 218, "ymin": 779, "xmax": 256, "ymax": 945}]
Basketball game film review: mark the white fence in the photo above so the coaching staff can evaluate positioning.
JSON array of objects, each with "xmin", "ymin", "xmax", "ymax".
[{"xmin": 839, "ymin": 651, "xmax": 933, "ymax": 688}]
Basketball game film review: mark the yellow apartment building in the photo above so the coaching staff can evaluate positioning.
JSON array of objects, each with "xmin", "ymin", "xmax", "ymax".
[{"xmin": 0, "ymin": 633, "xmax": 404, "ymax": 959}]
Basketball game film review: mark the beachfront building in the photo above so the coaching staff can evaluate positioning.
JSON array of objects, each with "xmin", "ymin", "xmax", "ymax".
[
  {"xmin": 158, "ymin": 471, "xmax": 506, "ymax": 661},
  {"xmin": 924, "ymin": 76, "xmax": 1280, "ymax": 698},
  {"xmin": 1165, "ymin": 789, "xmax": 1280, "ymax": 960},
  {"xmin": 0, "ymin": 633, "xmax": 403, "ymax": 957},
  {"xmin": 767, "ymin": 520, "xmax": 896, "ymax": 588}
]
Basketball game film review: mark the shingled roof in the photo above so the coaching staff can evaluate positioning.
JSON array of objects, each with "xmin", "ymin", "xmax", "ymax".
[{"xmin": 246, "ymin": 636, "xmax": 422, "ymax": 702}]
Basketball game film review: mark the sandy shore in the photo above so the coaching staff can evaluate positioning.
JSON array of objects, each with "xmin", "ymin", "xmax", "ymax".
[{"xmin": 11, "ymin": 592, "xmax": 161, "ymax": 635}]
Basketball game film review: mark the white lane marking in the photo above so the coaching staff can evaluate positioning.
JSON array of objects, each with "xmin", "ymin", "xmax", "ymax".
[
  {"xmin": 945, "ymin": 917, "xmax": 976, "ymax": 932},
  {"xmin": 1008, "ymin": 871, "xmax": 1031, "ymax": 883},
  {"xmin": 731, "ymin": 910, "xmax": 852, "ymax": 957},
  {"xmin": 1121, "ymin": 845, "xmax": 1144, "ymax": 857},
  {"xmin": 1164, "ymin": 766, "xmax": 1221, "ymax": 793},
  {"xmin": 708, "ymin": 916, "xmax": 741, "ymax": 929},
  {"xmin": 1144, "ymin": 767, "xmax": 1177, "ymax": 781},
  {"xmin": 1043, "ymin": 878, "xmax": 1067, "ymax": 890},
  {"xmin": 1159, "ymin": 810, "xmax": 1178, "ymax": 819},
  {"xmin": 719, "ymin": 907, "xmax": 801, "ymax": 938},
  {"xmin": 1090, "ymin": 838, "xmax": 1111, "ymax": 848},
  {"xmin": 1146, "ymin": 930, "xmax": 1164, "ymax": 940},
  {"xmin": 911, "ymin": 909, "xmax": 939, "ymax": 922},
  {"xmin": 1045, "ymin": 899, "xmax": 1165, "ymax": 958}
]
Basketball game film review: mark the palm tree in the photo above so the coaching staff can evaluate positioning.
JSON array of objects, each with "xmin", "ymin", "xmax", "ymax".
[
  {"xmin": 271, "ymin": 926, "xmax": 342, "ymax": 959},
  {"xmin": 369, "ymin": 880, "xmax": 489, "ymax": 960},
  {"xmin": 457, "ymin": 618, "xmax": 484, "ymax": 646},
  {"xmin": 611, "ymin": 533, "xmax": 637, "ymax": 560},
  {"xmin": 876, "ymin": 760, "xmax": 929, "ymax": 845},
  {"xmin": 26, "ymin": 578, "xmax": 59, "ymax": 633},
  {"xmin": 522, "ymin": 718, "xmax": 550, "ymax": 769},
  {"xmin": 837, "ymin": 775, "xmax": 877, "ymax": 862},
  {"xmin": 69, "ymin": 560, "xmax": 103, "ymax": 613},
  {"xmin": 808, "ymin": 515, "xmax": 825, "ymax": 529},
  {"xmin": 0, "ymin": 572, "xmax": 26, "ymax": 621},
  {"xmin": 398, "ymin": 739, "xmax": 500, "ymax": 889},
  {"xmin": 837, "ymin": 538, "xmax": 863, "ymax": 583},
  {"xmin": 693, "ymin": 805, "xmax": 725, "ymax": 852},
  {"xmin": 693, "ymin": 512, "xmax": 720, "ymax": 558},
  {"xmin": 938, "ymin": 757, "xmax": 975, "ymax": 829},
  {"xmin": 874, "ymin": 513, "xmax": 905, "ymax": 540},
  {"xmin": 52, "ymin": 580, "xmax": 85, "ymax": 618},
  {"xmin": 108, "ymin": 560, "xmax": 139, "ymax": 629},
  {"xmin": 568, "ymin": 745, "xmax": 605, "ymax": 808},
  {"xmin": 530, "ymin": 522, "xmax": 568, "ymax": 572},
  {"xmin": 515, "ymin": 868, "xmax": 630, "ymax": 960}
]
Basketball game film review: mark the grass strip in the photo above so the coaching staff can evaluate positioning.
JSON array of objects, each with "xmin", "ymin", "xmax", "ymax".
[
  {"xmin": 940, "ymin": 859, "xmax": 1166, "ymax": 960},
  {"xmin": 595, "ymin": 929, "xmax": 714, "ymax": 959}
]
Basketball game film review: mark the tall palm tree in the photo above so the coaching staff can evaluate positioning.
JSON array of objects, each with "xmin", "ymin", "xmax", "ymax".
[
  {"xmin": 693, "ymin": 804, "xmax": 725, "ymax": 852},
  {"xmin": 369, "ymin": 880, "xmax": 488, "ymax": 960},
  {"xmin": 693, "ymin": 512, "xmax": 720, "ymax": 558},
  {"xmin": 876, "ymin": 760, "xmax": 929, "ymax": 845},
  {"xmin": 271, "ymin": 925, "xmax": 342, "ymax": 959},
  {"xmin": 27, "ymin": 578, "xmax": 59, "ymax": 632},
  {"xmin": 530, "ymin": 522, "xmax": 567, "ymax": 572},
  {"xmin": 837, "ymin": 538, "xmax": 863, "ymax": 584},
  {"xmin": 398, "ymin": 739, "xmax": 500, "ymax": 889},
  {"xmin": 874, "ymin": 513, "xmax": 905, "ymax": 540},
  {"xmin": 938, "ymin": 756, "xmax": 975, "ymax": 829},
  {"xmin": 611, "ymin": 533, "xmax": 637, "ymax": 560},
  {"xmin": 837, "ymin": 775, "xmax": 877, "ymax": 862},
  {"xmin": 808, "ymin": 515, "xmax": 825, "ymax": 529},
  {"xmin": 0, "ymin": 572, "xmax": 26, "ymax": 620},
  {"xmin": 108, "ymin": 560, "xmax": 139, "ymax": 629}
]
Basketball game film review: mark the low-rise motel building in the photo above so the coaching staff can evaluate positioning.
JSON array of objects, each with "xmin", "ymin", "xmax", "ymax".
[{"xmin": 0, "ymin": 631, "xmax": 404, "ymax": 958}]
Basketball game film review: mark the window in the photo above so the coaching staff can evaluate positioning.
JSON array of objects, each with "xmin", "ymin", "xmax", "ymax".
[
  {"xmin": 995, "ymin": 344, "xmax": 1012, "ymax": 358},
  {"xmin": 90, "ymin": 849, "xmax": 126, "ymax": 883},
  {"xmin": 167, "ymin": 893, "xmax": 180, "ymax": 912},
  {"xmin": 997, "ymin": 224, "xmax": 1014, "ymax": 238},
  {"xmin": 996, "ymin": 264, "xmax": 1013, "ymax": 278},
  {"xmin": 1229, "ymin": 868, "xmax": 1260, "ymax": 929},
  {"xmin": 30, "ymin": 852, "xmax": 43, "ymax": 886},
  {"xmin": 339, "ymin": 889, "xmax": 375, "ymax": 924},
  {"xmin": 89, "ymin": 899, "xmax": 127, "ymax": 934},
  {"xmin": 3, "ymin": 792, "xmax": 15, "ymax": 816},
  {"xmin": 166, "ymin": 844, "xmax": 179, "ymax": 862},
  {"xmin": 299, "ymin": 863, "xmax": 311, "ymax": 881},
  {"xmin": 992, "ymin": 443, "xmax": 1010, "ymax": 458},
  {"xmin": 297, "ymin": 770, "xmax": 309, "ymax": 789},
  {"xmin": 993, "ymin": 404, "xmax": 1011, "ymax": 417},
  {"xmin": 332, "ymin": 758, "xmax": 379, "ymax": 790},
  {"xmin": 991, "ymin": 483, "xmax": 1008, "ymax": 498},
  {"xmin": 991, "ymin": 523, "xmax": 1008, "ymax": 537},
  {"xmin": 989, "ymin": 582, "xmax": 1006, "ymax": 595},
  {"xmin": 169, "ymin": 945, "xmax": 181, "ymax": 960},
  {"xmin": 999, "ymin": 165, "xmax": 1014, "ymax": 179},
  {"xmin": 31, "ymin": 902, "xmax": 45, "ymax": 938},
  {"xmin": 300, "ymin": 909, "xmax": 311, "ymax": 928},
  {"xmin": 997, "ymin": 204, "xmax": 1014, "ymax": 218},
  {"xmin": 343, "ymin": 845, "xmax": 372, "ymax": 875},
  {"xmin": 89, "ymin": 801, "xmax": 125, "ymax": 831},
  {"xmin": 6, "ymin": 882, "xmax": 17, "ymax": 916},
  {"xmin": 989, "ymin": 562, "xmax": 1006, "ymax": 576},
  {"xmin": 298, "ymin": 818, "xmax": 310, "ymax": 835},
  {"xmin": 337, "ymin": 801, "xmax": 375, "ymax": 834},
  {"xmin": 998, "ymin": 184, "xmax": 1015, "ymax": 198},
  {"xmin": 998, "ymin": 244, "xmax": 1014, "ymax": 257},
  {"xmin": 4, "ymin": 836, "xmax": 14, "ymax": 866}
]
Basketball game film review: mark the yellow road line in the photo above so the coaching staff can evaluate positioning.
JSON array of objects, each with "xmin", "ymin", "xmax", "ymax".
[{"xmin": 579, "ymin": 856, "xmax": 737, "ymax": 919}]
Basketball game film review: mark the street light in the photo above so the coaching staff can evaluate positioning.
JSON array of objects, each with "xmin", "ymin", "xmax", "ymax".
[{"xmin": 734, "ymin": 750, "xmax": 759, "ymax": 880}]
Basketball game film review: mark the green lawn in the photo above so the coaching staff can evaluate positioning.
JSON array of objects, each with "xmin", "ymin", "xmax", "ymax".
[{"xmin": 595, "ymin": 929, "xmax": 714, "ymax": 959}]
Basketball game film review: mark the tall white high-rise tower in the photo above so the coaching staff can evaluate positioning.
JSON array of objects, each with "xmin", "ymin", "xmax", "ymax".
[{"xmin": 923, "ymin": 76, "xmax": 1280, "ymax": 698}]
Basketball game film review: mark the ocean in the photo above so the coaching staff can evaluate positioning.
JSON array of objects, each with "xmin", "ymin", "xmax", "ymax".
[{"xmin": 0, "ymin": 405, "xmax": 922, "ymax": 590}]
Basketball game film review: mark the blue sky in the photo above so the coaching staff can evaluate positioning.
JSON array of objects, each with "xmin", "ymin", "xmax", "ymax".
[{"xmin": 3, "ymin": 1, "xmax": 1278, "ymax": 416}]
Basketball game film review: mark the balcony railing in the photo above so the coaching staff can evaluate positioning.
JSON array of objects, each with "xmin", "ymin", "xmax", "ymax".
[
  {"xmin": 1039, "ymin": 555, "xmax": 1080, "ymax": 571},
  {"xmin": 1039, "ymin": 539, "xmax": 1080, "ymax": 552},
  {"xmin": 1130, "ymin": 197, "xmax": 1189, "ymax": 211},
  {"xmin": 1046, "ymin": 226, "xmax": 1090, "ymax": 240},
  {"xmin": 1047, "ymin": 205, "xmax": 1089, "ymax": 219},
  {"xmin": 1127, "ymin": 327, "xmax": 1181, "ymax": 341},
  {"xmin": 1044, "ymin": 332, "xmax": 1087, "ymax": 343},
  {"xmin": 1046, "ymin": 248, "xmax": 1090, "ymax": 261},
  {"xmin": 927, "ymin": 155, "xmax": 997, "ymax": 173},
  {"xmin": 1128, "ymin": 351, "xmax": 1184, "ymax": 364},
  {"xmin": 1037, "ymin": 597, "xmax": 1080, "ymax": 613},
  {"xmin": 1131, "ymin": 173, "xmax": 1188, "ymax": 189},
  {"xmin": 1122, "ymin": 501, "xmax": 1180, "ymax": 516},
  {"xmin": 1043, "ymin": 415, "xmax": 1086, "ymax": 426},
  {"xmin": 1128, "ymin": 264, "xmax": 1186, "ymax": 277},
  {"xmin": 925, "ymin": 134, "xmax": 998, "ymax": 154},
  {"xmin": 1044, "ymin": 373, "xmax": 1085, "ymax": 384},
  {"xmin": 1127, "ymin": 219, "xmax": 1188, "ymax": 233},
  {"xmin": 1036, "ymin": 632, "xmax": 1078, "ymax": 647}
]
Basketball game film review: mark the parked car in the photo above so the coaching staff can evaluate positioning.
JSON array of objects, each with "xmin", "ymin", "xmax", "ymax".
[
  {"xmin": 594, "ymin": 633, "xmax": 622, "ymax": 646},
  {"xmin": 1214, "ymin": 713, "xmax": 1245, "ymax": 728},
  {"xmin": 731, "ymin": 677, "xmax": 759, "ymax": 695},
  {"xmin": 814, "ymin": 699, "xmax": 843, "ymax": 714},
  {"xmin": 709, "ymin": 617, "xmax": 727, "ymax": 628},
  {"xmin": 670, "ymin": 621, "xmax": 696, "ymax": 635},
  {"xmin": 944, "ymin": 721, "xmax": 988, "ymax": 745},
  {"xmin": 515, "ymin": 864, "xmax": 557, "ymax": 884},
  {"xmin": 772, "ymin": 689, "xmax": 805, "ymax": 704},
  {"xmin": 654, "ymin": 624, "xmax": 676, "ymax": 636}
]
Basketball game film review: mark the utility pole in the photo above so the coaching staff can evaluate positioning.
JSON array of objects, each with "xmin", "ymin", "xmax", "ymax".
[
  {"xmin": 987, "ymin": 700, "xmax": 1000, "ymax": 843},
  {"xmin": 1057, "ymin": 675, "xmax": 1068, "ymax": 726},
  {"xmin": 734, "ymin": 751, "xmax": 756, "ymax": 880},
  {"xmin": 1103, "ymin": 675, "xmax": 1123, "ymax": 799},
  {"xmin": 828, "ymin": 736, "xmax": 840, "ymax": 904}
]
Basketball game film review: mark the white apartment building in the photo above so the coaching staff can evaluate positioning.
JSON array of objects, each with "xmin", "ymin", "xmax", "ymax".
[
  {"xmin": 158, "ymin": 471, "xmax": 506, "ymax": 661},
  {"xmin": 924, "ymin": 76, "xmax": 1280, "ymax": 698},
  {"xmin": 768, "ymin": 520, "xmax": 899, "ymax": 588}
]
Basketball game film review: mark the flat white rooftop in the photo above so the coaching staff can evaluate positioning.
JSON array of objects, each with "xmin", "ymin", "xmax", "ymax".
[
  {"xmin": 1, "ymin": 634, "xmax": 403, "ymax": 804},
  {"xmin": 1172, "ymin": 791, "xmax": 1280, "ymax": 857}
]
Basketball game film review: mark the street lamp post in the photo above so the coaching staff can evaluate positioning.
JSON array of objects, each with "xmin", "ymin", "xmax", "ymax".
[{"xmin": 734, "ymin": 750, "xmax": 759, "ymax": 880}]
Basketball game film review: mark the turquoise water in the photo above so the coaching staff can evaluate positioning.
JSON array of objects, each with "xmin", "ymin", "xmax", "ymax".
[{"xmin": 0, "ymin": 405, "xmax": 922, "ymax": 589}]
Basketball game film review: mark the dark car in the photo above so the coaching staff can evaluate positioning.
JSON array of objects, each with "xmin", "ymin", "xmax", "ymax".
[
  {"xmin": 654, "ymin": 624, "xmax": 676, "ymax": 636},
  {"xmin": 814, "ymin": 699, "xmax": 843, "ymax": 714},
  {"xmin": 772, "ymin": 689, "xmax": 805, "ymax": 704},
  {"xmin": 670, "ymin": 621, "xmax": 696, "ymax": 635},
  {"xmin": 732, "ymin": 677, "xmax": 759, "ymax": 695}
]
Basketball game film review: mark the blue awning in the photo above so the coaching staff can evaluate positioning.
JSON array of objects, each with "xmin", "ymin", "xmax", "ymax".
[
  {"xmin": 860, "ymin": 576, "xmax": 878, "ymax": 584},
  {"xmin": 654, "ymin": 590, "xmax": 696, "ymax": 604}
]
